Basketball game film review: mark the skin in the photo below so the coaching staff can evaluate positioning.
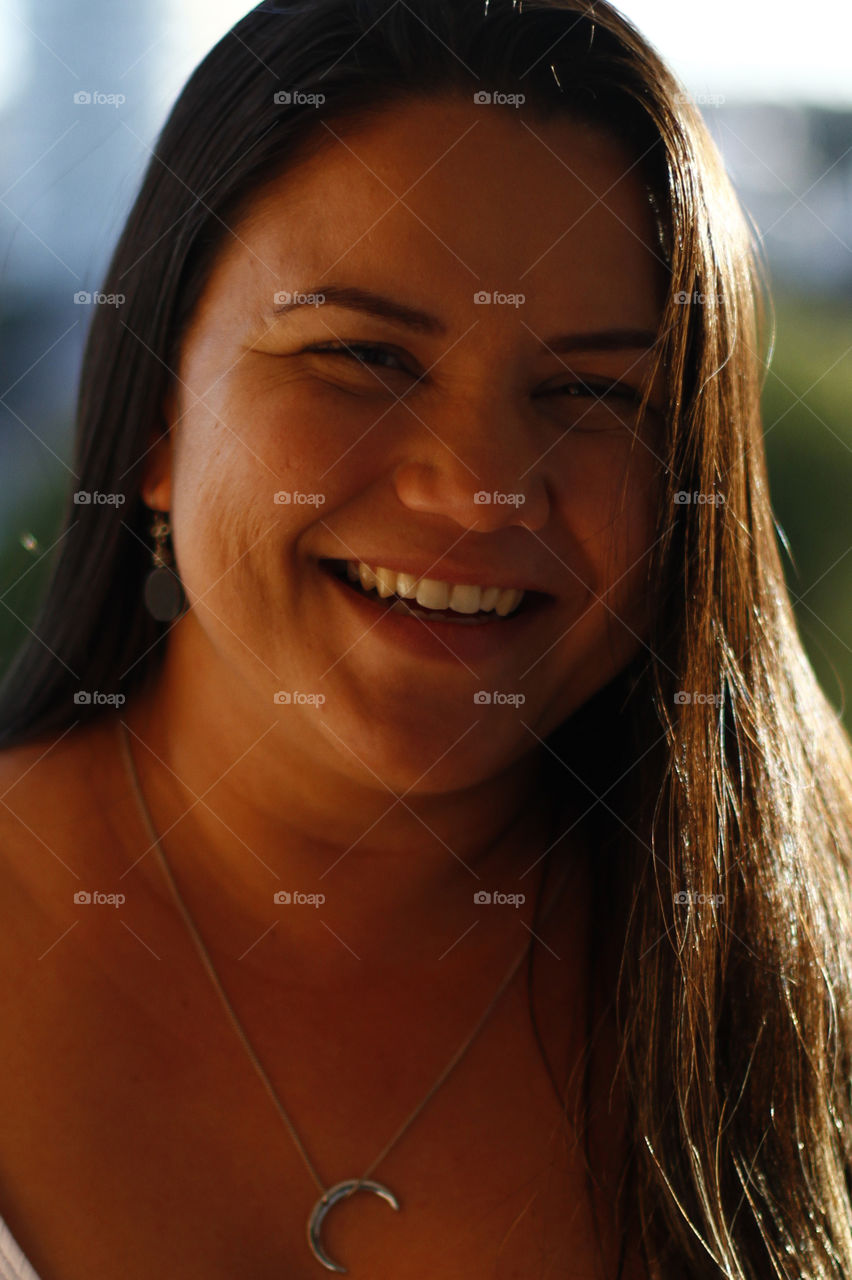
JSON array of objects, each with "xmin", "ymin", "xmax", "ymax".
[
  {"xmin": 0, "ymin": 93, "xmax": 664, "ymax": 1278},
  {"xmin": 121, "ymin": 92, "xmax": 668, "ymax": 993}
]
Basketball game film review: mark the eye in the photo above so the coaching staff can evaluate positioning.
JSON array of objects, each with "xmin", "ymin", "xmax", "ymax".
[
  {"xmin": 303, "ymin": 341, "xmax": 410, "ymax": 372},
  {"xmin": 541, "ymin": 378, "xmax": 642, "ymax": 405}
]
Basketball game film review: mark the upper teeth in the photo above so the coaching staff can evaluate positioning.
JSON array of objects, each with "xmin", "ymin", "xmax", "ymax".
[{"xmin": 345, "ymin": 561, "xmax": 526, "ymax": 616}]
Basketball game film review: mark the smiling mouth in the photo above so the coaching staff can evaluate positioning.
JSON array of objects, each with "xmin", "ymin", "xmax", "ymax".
[{"xmin": 318, "ymin": 558, "xmax": 552, "ymax": 624}]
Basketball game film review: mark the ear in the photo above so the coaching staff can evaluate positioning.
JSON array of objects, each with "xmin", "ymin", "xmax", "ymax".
[{"xmin": 139, "ymin": 385, "xmax": 177, "ymax": 512}]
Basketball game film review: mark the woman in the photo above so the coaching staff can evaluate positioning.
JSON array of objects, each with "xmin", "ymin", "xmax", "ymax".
[{"xmin": 0, "ymin": 0, "xmax": 850, "ymax": 1276}]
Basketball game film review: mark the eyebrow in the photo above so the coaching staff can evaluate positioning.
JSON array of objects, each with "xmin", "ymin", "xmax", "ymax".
[{"xmin": 271, "ymin": 283, "xmax": 658, "ymax": 353}]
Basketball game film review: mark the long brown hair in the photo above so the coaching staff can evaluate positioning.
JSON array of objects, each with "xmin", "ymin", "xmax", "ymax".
[{"xmin": 2, "ymin": 0, "xmax": 851, "ymax": 1273}]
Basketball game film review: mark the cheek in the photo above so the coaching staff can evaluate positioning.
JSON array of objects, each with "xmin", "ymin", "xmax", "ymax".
[
  {"xmin": 171, "ymin": 474, "xmax": 270, "ymax": 606},
  {"xmin": 166, "ymin": 377, "xmax": 377, "ymax": 599},
  {"xmin": 597, "ymin": 444, "xmax": 662, "ymax": 637},
  {"xmin": 171, "ymin": 366, "xmax": 335, "ymax": 501},
  {"xmin": 550, "ymin": 430, "xmax": 662, "ymax": 596},
  {"xmin": 231, "ymin": 373, "xmax": 380, "ymax": 492},
  {"xmin": 166, "ymin": 417, "xmax": 283, "ymax": 603}
]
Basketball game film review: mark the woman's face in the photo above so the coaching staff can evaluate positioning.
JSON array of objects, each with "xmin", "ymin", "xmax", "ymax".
[{"xmin": 144, "ymin": 93, "xmax": 667, "ymax": 794}]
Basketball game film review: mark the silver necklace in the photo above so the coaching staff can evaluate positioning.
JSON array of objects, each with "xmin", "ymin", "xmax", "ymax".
[{"xmin": 117, "ymin": 717, "xmax": 569, "ymax": 1274}]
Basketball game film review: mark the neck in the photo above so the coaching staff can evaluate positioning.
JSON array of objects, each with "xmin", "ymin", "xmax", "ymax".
[{"xmin": 115, "ymin": 629, "xmax": 582, "ymax": 982}]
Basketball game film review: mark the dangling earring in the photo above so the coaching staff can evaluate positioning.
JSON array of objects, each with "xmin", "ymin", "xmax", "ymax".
[{"xmin": 143, "ymin": 511, "xmax": 186, "ymax": 622}]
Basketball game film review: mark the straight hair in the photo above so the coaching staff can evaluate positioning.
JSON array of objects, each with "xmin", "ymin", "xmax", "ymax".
[{"xmin": 2, "ymin": 1, "xmax": 851, "ymax": 1274}]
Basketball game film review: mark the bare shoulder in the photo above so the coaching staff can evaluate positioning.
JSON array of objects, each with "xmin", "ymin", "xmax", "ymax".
[
  {"xmin": 0, "ymin": 711, "xmax": 161, "ymax": 1127},
  {"xmin": 0, "ymin": 716, "xmax": 103, "ymax": 808},
  {"xmin": 0, "ymin": 715, "xmax": 126, "ymax": 944}
]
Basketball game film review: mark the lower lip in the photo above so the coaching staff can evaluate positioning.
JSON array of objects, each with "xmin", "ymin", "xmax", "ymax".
[{"xmin": 318, "ymin": 563, "xmax": 554, "ymax": 663}]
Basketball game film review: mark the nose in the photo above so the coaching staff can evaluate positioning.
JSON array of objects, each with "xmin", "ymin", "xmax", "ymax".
[{"xmin": 391, "ymin": 398, "xmax": 552, "ymax": 534}]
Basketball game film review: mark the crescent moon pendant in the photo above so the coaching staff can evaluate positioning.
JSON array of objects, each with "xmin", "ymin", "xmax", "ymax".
[{"xmin": 307, "ymin": 1179, "xmax": 400, "ymax": 1273}]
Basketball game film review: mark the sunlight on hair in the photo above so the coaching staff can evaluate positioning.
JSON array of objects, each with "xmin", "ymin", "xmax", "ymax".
[{"xmin": 169, "ymin": 0, "xmax": 852, "ymax": 104}]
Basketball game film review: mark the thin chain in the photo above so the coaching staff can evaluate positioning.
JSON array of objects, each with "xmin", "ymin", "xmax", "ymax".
[{"xmin": 117, "ymin": 716, "xmax": 569, "ymax": 1196}]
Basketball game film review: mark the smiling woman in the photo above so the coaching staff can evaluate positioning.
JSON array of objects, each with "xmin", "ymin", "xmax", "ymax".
[{"xmin": 0, "ymin": 1, "xmax": 851, "ymax": 1279}]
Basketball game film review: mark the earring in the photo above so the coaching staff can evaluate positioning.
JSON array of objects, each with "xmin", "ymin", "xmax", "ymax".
[{"xmin": 143, "ymin": 511, "xmax": 186, "ymax": 622}]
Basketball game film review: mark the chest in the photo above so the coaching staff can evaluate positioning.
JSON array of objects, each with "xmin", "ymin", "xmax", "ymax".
[{"xmin": 0, "ymin": 951, "xmax": 642, "ymax": 1280}]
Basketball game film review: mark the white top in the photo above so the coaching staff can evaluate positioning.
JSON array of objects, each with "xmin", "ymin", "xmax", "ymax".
[{"xmin": 0, "ymin": 1216, "xmax": 41, "ymax": 1280}]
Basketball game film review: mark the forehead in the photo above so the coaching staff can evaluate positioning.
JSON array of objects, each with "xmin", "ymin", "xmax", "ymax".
[{"xmin": 208, "ymin": 94, "xmax": 666, "ymax": 327}]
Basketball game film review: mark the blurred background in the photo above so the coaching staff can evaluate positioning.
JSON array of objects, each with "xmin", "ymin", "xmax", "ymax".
[{"xmin": 1, "ymin": 0, "xmax": 850, "ymax": 726}]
